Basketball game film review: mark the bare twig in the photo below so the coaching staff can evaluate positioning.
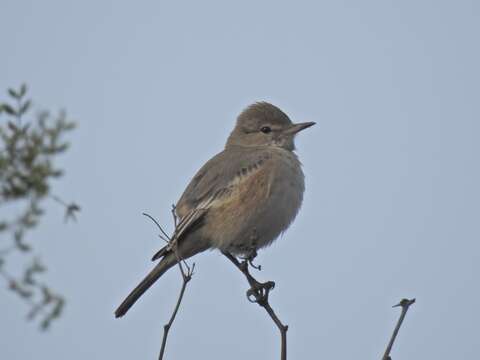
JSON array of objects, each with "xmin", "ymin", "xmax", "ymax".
[
  {"xmin": 142, "ymin": 211, "xmax": 195, "ymax": 360},
  {"xmin": 50, "ymin": 195, "xmax": 80, "ymax": 222},
  {"xmin": 142, "ymin": 212, "xmax": 170, "ymax": 243},
  {"xmin": 382, "ymin": 298, "xmax": 416, "ymax": 360},
  {"xmin": 222, "ymin": 251, "xmax": 288, "ymax": 360},
  {"xmin": 158, "ymin": 262, "xmax": 194, "ymax": 360}
]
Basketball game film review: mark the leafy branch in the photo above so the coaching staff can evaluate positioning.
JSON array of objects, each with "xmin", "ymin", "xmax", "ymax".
[{"xmin": 0, "ymin": 84, "xmax": 80, "ymax": 329}]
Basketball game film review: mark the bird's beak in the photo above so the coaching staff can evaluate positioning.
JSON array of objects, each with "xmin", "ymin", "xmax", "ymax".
[{"xmin": 285, "ymin": 122, "xmax": 316, "ymax": 135}]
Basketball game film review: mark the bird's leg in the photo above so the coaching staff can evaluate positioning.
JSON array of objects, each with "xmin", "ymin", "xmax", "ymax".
[
  {"xmin": 240, "ymin": 248, "xmax": 262, "ymax": 271},
  {"xmin": 222, "ymin": 251, "xmax": 275, "ymax": 304},
  {"xmin": 240, "ymin": 230, "xmax": 262, "ymax": 270}
]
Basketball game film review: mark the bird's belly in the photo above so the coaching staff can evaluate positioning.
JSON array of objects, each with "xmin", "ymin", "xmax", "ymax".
[{"xmin": 207, "ymin": 152, "xmax": 305, "ymax": 254}]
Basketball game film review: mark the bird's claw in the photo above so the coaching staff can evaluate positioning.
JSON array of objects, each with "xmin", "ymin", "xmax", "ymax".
[
  {"xmin": 240, "ymin": 249, "xmax": 261, "ymax": 271},
  {"xmin": 246, "ymin": 280, "xmax": 275, "ymax": 303},
  {"xmin": 248, "ymin": 258, "xmax": 261, "ymax": 271}
]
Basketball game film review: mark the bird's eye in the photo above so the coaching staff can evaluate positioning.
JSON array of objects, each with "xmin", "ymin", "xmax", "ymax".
[{"xmin": 260, "ymin": 126, "xmax": 272, "ymax": 134}]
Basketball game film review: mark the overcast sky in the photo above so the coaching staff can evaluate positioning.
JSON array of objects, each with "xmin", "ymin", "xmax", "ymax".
[{"xmin": 1, "ymin": 1, "xmax": 479, "ymax": 359}]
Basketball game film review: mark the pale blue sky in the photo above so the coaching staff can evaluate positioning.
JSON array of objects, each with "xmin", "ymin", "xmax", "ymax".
[{"xmin": 1, "ymin": 1, "xmax": 479, "ymax": 359}]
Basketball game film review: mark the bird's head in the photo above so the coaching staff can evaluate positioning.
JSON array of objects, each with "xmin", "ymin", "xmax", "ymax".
[{"xmin": 226, "ymin": 102, "xmax": 315, "ymax": 151}]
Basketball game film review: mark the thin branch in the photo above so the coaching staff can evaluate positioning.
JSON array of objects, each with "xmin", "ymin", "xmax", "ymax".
[
  {"xmin": 50, "ymin": 195, "xmax": 80, "ymax": 222},
  {"xmin": 141, "ymin": 211, "xmax": 195, "ymax": 360},
  {"xmin": 142, "ymin": 212, "xmax": 171, "ymax": 242},
  {"xmin": 222, "ymin": 251, "xmax": 288, "ymax": 360},
  {"xmin": 158, "ymin": 262, "xmax": 194, "ymax": 360},
  {"xmin": 382, "ymin": 298, "xmax": 416, "ymax": 360}
]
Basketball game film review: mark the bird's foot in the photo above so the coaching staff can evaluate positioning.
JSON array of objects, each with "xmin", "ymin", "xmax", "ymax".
[{"xmin": 246, "ymin": 280, "xmax": 275, "ymax": 304}]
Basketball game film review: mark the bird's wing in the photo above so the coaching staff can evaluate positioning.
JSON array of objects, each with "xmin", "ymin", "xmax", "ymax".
[
  {"xmin": 152, "ymin": 147, "xmax": 272, "ymax": 261},
  {"xmin": 176, "ymin": 147, "xmax": 272, "ymax": 216}
]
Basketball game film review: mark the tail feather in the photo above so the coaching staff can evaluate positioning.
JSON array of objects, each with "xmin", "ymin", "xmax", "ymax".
[
  {"xmin": 115, "ymin": 236, "xmax": 209, "ymax": 318},
  {"xmin": 115, "ymin": 255, "xmax": 176, "ymax": 318},
  {"xmin": 151, "ymin": 245, "xmax": 168, "ymax": 261}
]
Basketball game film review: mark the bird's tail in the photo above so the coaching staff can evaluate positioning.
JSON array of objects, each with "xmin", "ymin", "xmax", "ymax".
[{"xmin": 115, "ymin": 253, "xmax": 176, "ymax": 318}]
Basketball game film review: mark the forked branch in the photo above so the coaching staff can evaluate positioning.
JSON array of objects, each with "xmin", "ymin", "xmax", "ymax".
[{"xmin": 142, "ymin": 212, "xmax": 195, "ymax": 360}]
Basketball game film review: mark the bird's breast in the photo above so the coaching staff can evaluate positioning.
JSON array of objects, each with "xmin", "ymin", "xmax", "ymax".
[{"xmin": 207, "ymin": 148, "xmax": 305, "ymax": 254}]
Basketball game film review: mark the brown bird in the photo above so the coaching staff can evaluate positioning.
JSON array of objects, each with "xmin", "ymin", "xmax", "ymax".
[{"xmin": 115, "ymin": 102, "xmax": 314, "ymax": 318}]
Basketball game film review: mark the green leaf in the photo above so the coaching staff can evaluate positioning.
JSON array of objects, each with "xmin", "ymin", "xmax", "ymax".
[
  {"xmin": 8, "ymin": 88, "xmax": 20, "ymax": 99},
  {"xmin": 14, "ymin": 230, "xmax": 31, "ymax": 252},
  {"xmin": 2, "ymin": 104, "xmax": 16, "ymax": 116},
  {"xmin": 20, "ymin": 100, "xmax": 31, "ymax": 115},
  {"xmin": 7, "ymin": 121, "xmax": 18, "ymax": 132},
  {"xmin": 19, "ymin": 83, "xmax": 27, "ymax": 97},
  {"xmin": 0, "ymin": 222, "xmax": 8, "ymax": 231}
]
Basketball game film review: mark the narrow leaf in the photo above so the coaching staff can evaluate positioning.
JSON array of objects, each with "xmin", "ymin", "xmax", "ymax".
[
  {"xmin": 8, "ymin": 88, "xmax": 19, "ymax": 99},
  {"xmin": 2, "ymin": 104, "xmax": 16, "ymax": 116},
  {"xmin": 19, "ymin": 83, "xmax": 27, "ymax": 97},
  {"xmin": 20, "ymin": 100, "xmax": 31, "ymax": 115},
  {"xmin": 7, "ymin": 121, "xmax": 18, "ymax": 132}
]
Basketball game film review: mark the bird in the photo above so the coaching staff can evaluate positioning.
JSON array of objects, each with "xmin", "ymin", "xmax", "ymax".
[{"xmin": 115, "ymin": 102, "xmax": 314, "ymax": 318}]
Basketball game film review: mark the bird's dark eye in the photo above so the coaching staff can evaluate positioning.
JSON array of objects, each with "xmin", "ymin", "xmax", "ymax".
[{"xmin": 260, "ymin": 126, "xmax": 272, "ymax": 134}]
